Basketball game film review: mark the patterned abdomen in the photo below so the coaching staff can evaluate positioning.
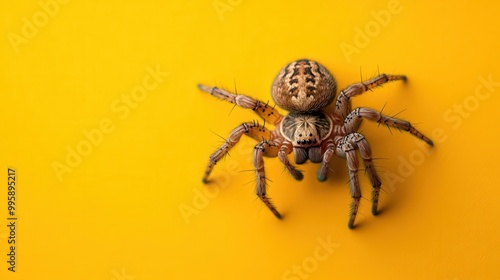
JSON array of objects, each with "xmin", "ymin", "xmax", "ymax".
[{"xmin": 272, "ymin": 59, "xmax": 337, "ymax": 112}]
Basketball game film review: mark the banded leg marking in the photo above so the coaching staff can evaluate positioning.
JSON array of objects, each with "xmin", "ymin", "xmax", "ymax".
[
  {"xmin": 343, "ymin": 133, "xmax": 382, "ymax": 216},
  {"xmin": 333, "ymin": 74, "xmax": 407, "ymax": 122},
  {"xmin": 254, "ymin": 140, "xmax": 282, "ymax": 219},
  {"xmin": 198, "ymin": 84, "xmax": 283, "ymax": 124},
  {"xmin": 202, "ymin": 121, "xmax": 271, "ymax": 183},
  {"xmin": 317, "ymin": 139, "xmax": 335, "ymax": 182},
  {"xmin": 278, "ymin": 141, "xmax": 303, "ymax": 181},
  {"xmin": 336, "ymin": 139, "xmax": 361, "ymax": 229},
  {"xmin": 344, "ymin": 107, "xmax": 434, "ymax": 146}
]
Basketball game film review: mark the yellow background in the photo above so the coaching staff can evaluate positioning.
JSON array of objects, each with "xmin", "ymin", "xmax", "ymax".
[{"xmin": 1, "ymin": 0, "xmax": 499, "ymax": 279}]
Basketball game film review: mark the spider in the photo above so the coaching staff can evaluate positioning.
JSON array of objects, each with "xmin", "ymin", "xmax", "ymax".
[{"xmin": 198, "ymin": 59, "xmax": 433, "ymax": 229}]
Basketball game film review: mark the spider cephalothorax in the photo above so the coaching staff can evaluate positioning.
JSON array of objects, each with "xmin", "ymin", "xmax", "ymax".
[
  {"xmin": 198, "ymin": 59, "xmax": 433, "ymax": 229},
  {"xmin": 280, "ymin": 111, "xmax": 332, "ymax": 164}
]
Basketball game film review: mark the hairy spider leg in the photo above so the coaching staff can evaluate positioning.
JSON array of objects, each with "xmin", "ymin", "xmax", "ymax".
[
  {"xmin": 277, "ymin": 140, "xmax": 304, "ymax": 181},
  {"xmin": 344, "ymin": 107, "xmax": 434, "ymax": 146},
  {"xmin": 333, "ymin": 74, "xmax": 407, "ymax": 122},
  {"xmin": 341, "ymin": 133, "xmax": 382, "ymax": 216},
  {"xmin": 198, "ymin": 84, "xmax": 283, "ymax": 125},
  {"xmin": 336, "ymin": 139, "xmax": 361, "ymax": 229},
  {"xmin": 253, "ymin": 140, "xmax": 282, "ymax": 219},
  {"xmin": 317, "ymin": 138, "xmax": 335, "ymax": 182},
  {"xmin": 202, "ymin": 122, "xmax": 272, "ymax": 183}
]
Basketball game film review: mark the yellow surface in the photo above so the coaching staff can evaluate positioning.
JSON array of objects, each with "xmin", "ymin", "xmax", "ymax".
[{"xmin": 1, "ymin": 0, "xmax": 499, "ymax": 279}]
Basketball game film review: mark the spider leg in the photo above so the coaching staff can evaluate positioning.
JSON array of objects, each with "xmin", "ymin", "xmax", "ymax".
[
  {"xmin": 344, "ymin": 107, "xmax": 434, "ymax": 146},
  {"xmin": 335, "ymin": 137, "xmax": 361, "ymax": 229},
  {"xmin": 198, "ymin": 84, "xmax": 284, "ymax": 125},
  {"xmin": 202, "ymin": 121, "xmax": 272, "ymax": 183},
  {"xmin": 333, "ymin": 74, "xmax": 406, "ymax": 122},
  {"xmin": 277, "ymin": 140, "xmax": 304, "ymax": 181},
  {"xmin": 317, "ymin": 139, "xmax": 335, "ymax": 182},
  {"xmin": 254, "ymin": 140, "xmax": 282, "ymax": 219},
  {"xmin": 343, "ymin": 133, "xmax": 382, "ymax": 216}
]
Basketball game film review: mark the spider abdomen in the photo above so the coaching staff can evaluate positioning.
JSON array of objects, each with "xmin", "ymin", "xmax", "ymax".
[{"xmin": 272, "ymin": 59, "xmax": 337, "ymax": 112}]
